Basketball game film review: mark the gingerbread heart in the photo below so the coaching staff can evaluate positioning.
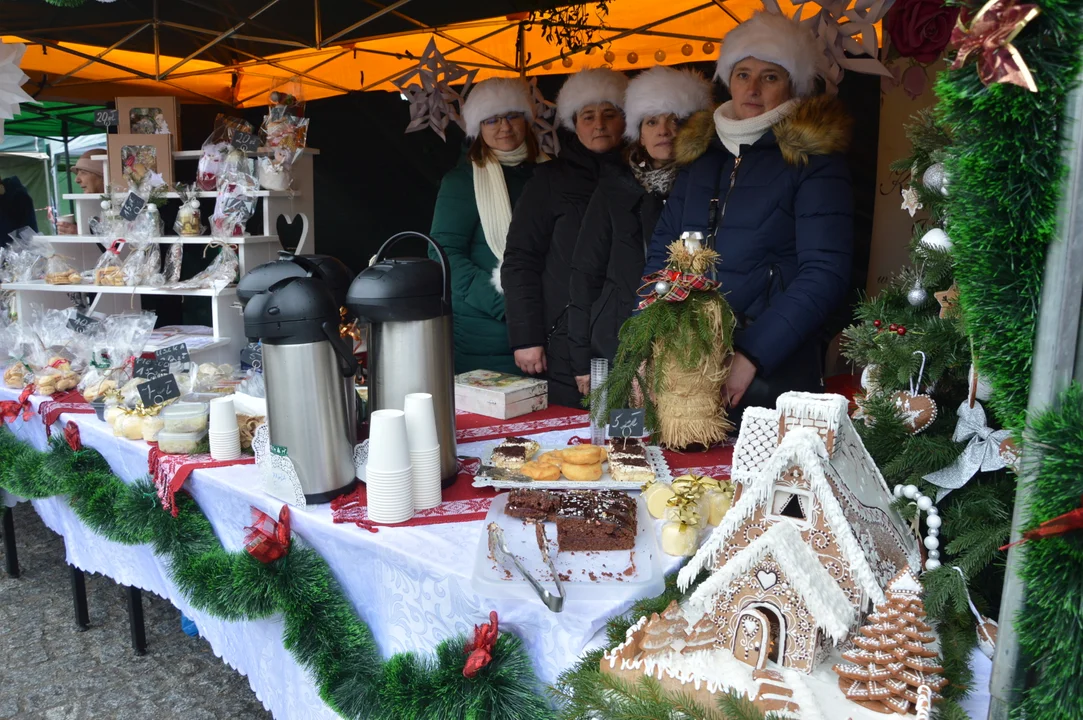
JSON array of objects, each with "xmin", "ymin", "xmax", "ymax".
[{"xmin": 891, "ymin": 391, "xmax": 938, "ymax": 434}]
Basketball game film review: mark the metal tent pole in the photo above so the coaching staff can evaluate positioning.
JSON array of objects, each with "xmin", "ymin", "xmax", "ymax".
[
  {"xmin": 62, "ymin": 120, "xmax": 73, "ymax": 196},
  {"xmin": 987, "ymin": 52, "xmax": 1083, "ymax": 719}
]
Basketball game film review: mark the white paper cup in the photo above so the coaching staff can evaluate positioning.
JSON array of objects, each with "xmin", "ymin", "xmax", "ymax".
[
  {"xmin": 209, "ymin": 397, "xmax": 238, "ymax": 432},
  {"xmin": 368, "ymin": 506, "xmax": 413, "ymax": 524},
  {"xmin": 403, "ymin": 393, "xmax": 440, "ymax": 453},
  {"xmin": 368, "ymin": 409, "xmax": 411, "ymax": 472}
]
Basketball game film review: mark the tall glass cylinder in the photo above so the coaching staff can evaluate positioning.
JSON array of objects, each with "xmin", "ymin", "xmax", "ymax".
[{"xmin": 590, "ymin": 357, "xmax": 609, "ymax": 446}]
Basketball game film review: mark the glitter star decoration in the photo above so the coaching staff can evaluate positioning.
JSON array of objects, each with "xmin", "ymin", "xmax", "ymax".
[
  {"xmin": 529, "ymin": 77, "xmax": 560, "ymax": 156},
  {"xmin": 393, "ymin": 38, "xmax": 478, "ymax": 141},
  {"xmin": 901, "ymin": 186, "xmax": 924, "ymax": 217}
]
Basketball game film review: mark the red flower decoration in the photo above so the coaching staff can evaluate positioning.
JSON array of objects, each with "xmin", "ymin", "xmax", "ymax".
[
  {"xmin": 64, "ymin": 421, "xmax": 82, "ymax": 452},
  {"xmin": 887, "ymin": 0, "xmax": 960, "ymax": 63},
  {"xmin": 1, "ymin": 385, "xmax": 36, "ymax": 424},
  {"xmin": 244, "ymin": 505, "xmax": 292, "ymax": 563},
  {"xmin": 463, "ymin": 611, "xmax": 499, "ymax": 679}
]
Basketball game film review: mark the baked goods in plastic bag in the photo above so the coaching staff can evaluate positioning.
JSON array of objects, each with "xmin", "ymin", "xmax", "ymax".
[
  {"xmin": 197, "ymin": 115, "xmax": 254, "ymax": 191},
  {"xmin": 30, "ymin": 237, "xmax": 82, "ymax": 285},
  {"xmin": 4, "ymin": 227, "xmax": 46, "ymax": 281},
  {"xmin": 94, "ymin": 239, "xmax": 127, "ymax": 286},
  {"xmin": 257, "ymin": 148, "xmax": 294, "ymax": 191},
  {"xmin": 123, "ymin": 205, "xmax": 163, "ymax": 287},
  {"xmin": 174, "ymin": 183, "xmax": 203, "ymax": 237},
  {"xmin": 77, "ymin": 312, "xmax": 156, "ymax": 405}
]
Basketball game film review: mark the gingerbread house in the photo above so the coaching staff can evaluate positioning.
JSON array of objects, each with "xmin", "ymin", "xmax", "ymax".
[{"xmin": 603, "ymin": 392, "xmax": 923, "ymax": 718}]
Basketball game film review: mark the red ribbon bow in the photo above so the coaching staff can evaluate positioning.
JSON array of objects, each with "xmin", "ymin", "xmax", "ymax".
[
  {"xmin": 64, "ymin": 420, "xmax": 82, "ymax": 452},
  {"xmin": 1001, "ymin": 495, "xmax": 1083, "ymax": 550},
  {"xmin": 637, "ymin": 268, "xmax": 720, "ymax": 311},
  {"xmin": 244, "ymin": 505, "xmax": 292, "ymax": 563},
  {"xmin": 463, "ymin": 611, "xmax": 499, "ymax": 679},
  {"xmin": 108, "ymin": 239, "xmax": 126, "ymax": 254},
  {"xmin": 950, "ymin": 0, "xmax": 1040, "ymax": 92},
  {"xmin": 1, "ymin": 385, "xmax": 36, "ymax": 424}
]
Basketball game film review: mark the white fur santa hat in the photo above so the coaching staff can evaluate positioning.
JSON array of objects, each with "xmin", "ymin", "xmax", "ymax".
[
  {"xmin": 623, "ymin": 66, "xmax": 713, "ymax": 142},
  {"xmin": 555, "ymin": 67, "xmax": 629, "ymax": 132},
  {"xmin": 462, "ymin": 78, "xmax": 535, "ymax": 139},
  {"xmin": 715, "ymin": 11, "xmax": 822, "ymax": 98}
]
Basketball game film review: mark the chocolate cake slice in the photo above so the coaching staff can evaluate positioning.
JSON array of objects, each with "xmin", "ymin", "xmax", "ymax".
[
  {"xmin": 490, "ymin": 436, "xmax": 541, "ymax": 469},
  {"xmin": 555, "ymin": 490, "xmax": 637, "ymax": 551},
  {"xmin": 608, "ymin": 437, "xmax": 655, "ymax": 483},
  {"xmin": 504, "ymin": 488, "xmax": 562, "ymax": 521}
]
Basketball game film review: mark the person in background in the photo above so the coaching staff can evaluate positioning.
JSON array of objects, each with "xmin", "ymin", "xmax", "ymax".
[
  {"xmin": 645, "ymin": 11, "xmax": 854, "ymax": 415},
  {"xmin": 569, "ymin": 66, "xmax": 713, "ymax": 395},
  {"xmin": 502, "ymin": 67, "xmax": 628, "ymax": 407},
  {"xmin": 0, "ymin": 176, "xmax": 38, "ymax": 245},
  {"xmin": 429, "ymin": 78, "xmax": 544, "ymax": 375},
  {"xmin": 57, "ymin": 150, "xmax": 105, "ymax": 235}
]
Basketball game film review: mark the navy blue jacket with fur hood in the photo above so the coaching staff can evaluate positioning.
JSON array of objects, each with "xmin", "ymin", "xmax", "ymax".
[{"xmin": 644, "ymin": 96, "xmax": 854, "ymax": 377}]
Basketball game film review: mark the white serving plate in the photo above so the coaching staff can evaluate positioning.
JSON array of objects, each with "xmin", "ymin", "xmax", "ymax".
[
  {"xmin": 470, "ymin": 492, "xmax": 664, "ymax": 605},
  {"xmin": 471, "ymin": 445, "xmax": 672, "ymax": 491}
]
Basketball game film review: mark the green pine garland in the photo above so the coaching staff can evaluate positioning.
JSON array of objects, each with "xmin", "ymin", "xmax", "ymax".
[{"xmin": 0, "ymin": 427, "xmax": 552, "ymax": 720}]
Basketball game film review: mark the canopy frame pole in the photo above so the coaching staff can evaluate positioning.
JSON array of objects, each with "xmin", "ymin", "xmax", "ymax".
[
  {"xmin": 159, "ymin": 0, "xmax": 285, "ymax": 79},
  {"xmin": 711, "ymin": 0, "xmax": 745, "ymax": 26},
  {"xmin": 13, "ymin": 20, "xmax": 147, "ymax": 35},
  {"xmin": 62, "ymin": 120, "xmax": 73, "ymax": 197},
  {"xmin": 19, "ymin": 35, "xmax": 158, "ymax": 81},
  {"xmin": 176, "ymin": 0, "xmax": 311, "ymax": 46},
  {"xmin": 517, "ymin": 21, "xmax": 526, "ymax": 78},
  {"xmin": 362, "ymin": 23, "xmax": 517, "ymax": 92},
  {"xmin": 323, "ymin": 0, "xmax": 416, "ymax": 46},
  {"xmin": 315, "ymin": 0, "xmax": 323, "ymax": 49},
  {"xmin": 159, "ymin": 22, "xmax": 309, "ymax": 53},
  {"xmin": 987, "ymin": 50, "xmax": 1083, "ymax": 720},
  {"xmin": 153, "ymin": 0, "xmax": 161, "ymax": 79},
  {"xmin": 46, "ymin": 23, "xmax": 152, "ymax": 88}
]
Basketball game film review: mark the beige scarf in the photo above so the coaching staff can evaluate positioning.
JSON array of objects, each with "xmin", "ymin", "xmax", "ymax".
[
  {"xmin": 713, "ymin": 99, "xmax": 798, "ymax": 157},
  {"xmin": 473, "ymin": 143, "xmax": 533, "ymax": 262}
]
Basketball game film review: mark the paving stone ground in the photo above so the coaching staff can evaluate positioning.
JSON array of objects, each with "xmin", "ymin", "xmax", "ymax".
[{"xmin": 0, "ymin": 502, "xmax": 272, "ymax": 720}]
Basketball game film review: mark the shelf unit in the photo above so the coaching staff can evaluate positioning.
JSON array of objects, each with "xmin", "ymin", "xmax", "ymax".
[{"xmin": 2, "ymin": 147, "xmax": 318, "ymax": 365}]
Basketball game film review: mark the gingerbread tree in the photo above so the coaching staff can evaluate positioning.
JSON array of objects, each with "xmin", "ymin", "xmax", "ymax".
[
  {"xmin": 834, "ymin": 569, "xmax": 946, "ymax": 714},
  {"xmin": 639, "ymin": 601, "xmax": 690, "ymax": 659},
  {"xmin": 682, "ymin": 614, "xmax": 718, "ymax": 655}
]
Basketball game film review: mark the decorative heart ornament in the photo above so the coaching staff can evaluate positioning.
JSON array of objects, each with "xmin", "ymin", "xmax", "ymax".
[
  {"xmin": 756, "ymin": 569, "xmax": 778, "ymax": 591},
  {"xmin": 276, "ymin": 213, "xmax": 310, "ymax": 254},
  {"xmin": 892, "ymin": 391, "xmax": 938, "ymax": 434}
]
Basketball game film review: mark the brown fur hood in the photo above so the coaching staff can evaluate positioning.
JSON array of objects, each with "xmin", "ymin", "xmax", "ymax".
[{"xmin": 675, "ymin": 95, "xmax": 853, "ymax": 167}]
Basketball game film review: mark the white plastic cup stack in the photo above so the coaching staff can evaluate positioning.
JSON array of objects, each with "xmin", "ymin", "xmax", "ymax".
[
  {"xmin": 404, "ymin": 392, "xmax": 442, "ymax": 511},
  {"xmin": 208, "ymin": 397, "xmax": 241, "ymax": 461},
  {"xmin": 365, "ymin": 409, "xmax": 414, "ymax": 523}
]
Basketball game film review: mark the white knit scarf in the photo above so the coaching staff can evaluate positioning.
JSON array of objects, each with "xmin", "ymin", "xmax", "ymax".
[
  {"xmin": 713, "ymin": 99, "xmax": 799, "ymax": 157},
  {"xmin": 474, "ymin": 143, "xmax": 532, "ymax": 261}
]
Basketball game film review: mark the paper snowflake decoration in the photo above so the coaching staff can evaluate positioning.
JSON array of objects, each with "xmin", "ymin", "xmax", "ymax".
[
  {"xmin": 764, "ymin": 0, "xmax": 894, "ymax": 94},
  {"xmin": 0, "ymin": 40, "xmax": 34, "ymax": 143},
  {"xmin": 529, "ymin": 77, "xmax": 560, "ymax": 157},
  {"xmin": 393, "ymin": 38, "xmax": 478, "ymax": 141},
  {"xmin": 901, "ymin": 185, "xmax": 923, "ymax": 217}
]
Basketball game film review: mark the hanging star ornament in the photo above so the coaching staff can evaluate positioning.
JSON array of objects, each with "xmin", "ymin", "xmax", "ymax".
[
  {"xmin": 0, "ymin": 40, "xmax": 34, "ymax": 143},
  {"xmin": 901, "ymin": 185, "xmax": 924, "ymax": 217},
  {"xmin": 393, "ymin": 38, "xmax": 478, "ymax": 141},
  {"xmin": 935, "ymin": 283, "xmax": 960, "ymax": 319},
  {"xmin": 950, "ymin": 0, "xmax": 1041, "ymax": 92},
  {"xmin": 529, "ymin": 77, "xmax": 560, "ymax": 157}
]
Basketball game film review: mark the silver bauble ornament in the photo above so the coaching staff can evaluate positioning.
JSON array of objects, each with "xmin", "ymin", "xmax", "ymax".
[
  {"xmin": 655, "ymin": 280, "xmax": 671, "ymax": 296},
  {"xmin": 908, "ymin": 282, "xmax": 928, "ymax": 306},
  {"xmin": 922, "ymin": 162, "xmax": 948, "ymax": 196}
]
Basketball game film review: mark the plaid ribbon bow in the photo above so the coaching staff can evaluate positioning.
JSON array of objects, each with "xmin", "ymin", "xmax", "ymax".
[{"xmin": 637, "ymin": 269, "xmax": 721, "ymax": 310}]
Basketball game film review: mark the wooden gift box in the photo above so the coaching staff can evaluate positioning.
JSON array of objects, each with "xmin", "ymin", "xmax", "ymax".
[
  {"xmin": 115, "ymin": 95, "xmax": 181, "ymax": 151},
  {"xmin": 455, "ymin": 370, "xmax": 548, "ymax": 419},
  {"xmin": 107, "ymin": 133, "xmax": 174, "ymax": 189}
]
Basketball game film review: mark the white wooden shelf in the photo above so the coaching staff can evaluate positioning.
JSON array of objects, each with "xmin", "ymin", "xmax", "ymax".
[
  {"xmin": 36, "ymin": 234, "xmax": 280, "ymax": 245},
  {"xmin": 63, "ymin": 190, "xmax": 299, "ymax": 200},
  {"xmin": 1, "ymin": 281, "xmax": 237, "ymax": 298},
  {"xmin": 89, "ymin": 149, "xmax": 319, "ymax": 161}
]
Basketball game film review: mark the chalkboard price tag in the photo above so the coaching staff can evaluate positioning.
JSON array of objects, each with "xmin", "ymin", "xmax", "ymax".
[
  {"xmin": 134, "ymin": 358, "xmax": 171, "ymax": 380},
  {"xmin": 119, "ymin": 192, "xmax": 146, "ymax": 221},
  {"xmin": 231, "ymin": 130, "xmax": 259, "ymax": 152},
  {"xmin": 240, "ymin": 342, "xmax": 263, "ymax": 371},
  {"xmin": 93, "ymin": 109, "xmax": 119, "ymax": 127},
  {"xmin": 138, "ymin": 374, "xmax": 181, "ymax": 407},
  {"xmin": 67, "ymin": 312, "xmax": 100, "ymax": 334},
  {"xmin": 608, "ymin": 409, "xmax": 646, "ymax": 439},
  {"xmin": 155, "ymin": 343, "xmax": 191, "ymax": 366}
]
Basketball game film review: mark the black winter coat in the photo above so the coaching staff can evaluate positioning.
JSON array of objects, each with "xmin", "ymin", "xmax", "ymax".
[
  {"xmin": 645, "ymin": 96, "xmax": 854, "ymax": 384},
  {"xmin": 502, "ymin": 135, "xmax": 623, "ymax": 406},
  {"xmin": 568, "ymin": 163, "xmax": 665, "ymax": 377}
]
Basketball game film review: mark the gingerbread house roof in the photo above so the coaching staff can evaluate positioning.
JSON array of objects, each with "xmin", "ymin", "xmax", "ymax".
[
  {"xmin": 686, "ymin": 520, "xmax": 857, "ymax": 642},
  {"xmin": 679, "ymin": 427, "xmax": 887, "ymax": 607}
]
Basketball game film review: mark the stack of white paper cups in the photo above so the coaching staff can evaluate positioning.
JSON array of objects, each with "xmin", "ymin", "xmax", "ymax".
[
  {"xmin": 208, "ymin": 397, "xmax": 241, "ymax": 461},
  {"xmin": 365, "ymin": 409, "xmax": 414, "ymax": 523},
  {"xmin": 404, "ymin": 392, "xmax": 441, "ymax": 510}
]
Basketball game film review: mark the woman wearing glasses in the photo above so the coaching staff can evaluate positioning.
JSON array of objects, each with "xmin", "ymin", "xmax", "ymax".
[
  {"xmin": 502, "ymin": 67, "xmax": 628, "ymax": 406},
  {"xmin": 429, "ymin": 78, "xmax": 544, "ymax": 374}
]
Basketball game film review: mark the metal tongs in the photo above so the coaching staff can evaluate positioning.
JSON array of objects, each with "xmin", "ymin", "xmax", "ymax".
[{"xmin": 488, "ymin": 521, "xmax": 565, "ymax": 613}]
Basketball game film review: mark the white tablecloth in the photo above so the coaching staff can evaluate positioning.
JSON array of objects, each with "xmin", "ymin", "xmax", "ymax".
[{"xmin": 1, "ymin": 387, "xmax": 994, "ymax": 719}]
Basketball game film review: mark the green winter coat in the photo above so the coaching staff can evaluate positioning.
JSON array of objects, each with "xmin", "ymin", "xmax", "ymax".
[{"xmin": 429, "ymin": 158, "xmax": 535, "ymax": 375}]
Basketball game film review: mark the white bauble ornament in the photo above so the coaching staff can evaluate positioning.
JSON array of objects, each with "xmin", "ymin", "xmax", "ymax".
[
  {"xmin": 928, "ymin": 549, "xmax": 940, "ymax": 559},
  {"xmin": 929, "ymin": 528, "xmax": 940, "ymax": 537},
  {"xmin": 926, "ymin": 558, "xmax": 942, "ymax": 570},
  {"xmin": 927, "ymin": 514, "xmax": 942, "ymax": 529},
  {"xmin": 100, "ymin": 199, "xmax": 111, "ymax": 210},
  {"xmin": 928, "ymin": 506, "xmax": 939, "ymax": 516},
  {"xmin": 922, "ymin": 162, "xmax": 948, "ymax": 195},
  {"xmin": 917, "ymin": 496, "xmax": 933, "ymax": 511},
  {"xmin": 924, "ymin": 535, "xmax": 940, "ymax": 550},
  {"xmin": 894, "ymin": 484, "xmax": 904, "ymax": 498},
  {"xmin": 919, "ymin": 228, "xmax": 953, "ymax": 252},
  {"xmin": 903, "ymin": 484, "xmax": 919, "ymax": 499},
  {"xmin": 908, "ymin": 282, "xmax": 929, "ymax": 306}
]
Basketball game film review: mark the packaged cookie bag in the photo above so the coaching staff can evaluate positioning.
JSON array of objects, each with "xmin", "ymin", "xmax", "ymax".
[
  {"xmin": 32, "ymin": 238, "xmax": 82, "ymax": 285},
  {"xmin": 122, "ymin": 205, "xmax": 163, "ymax": 287}
]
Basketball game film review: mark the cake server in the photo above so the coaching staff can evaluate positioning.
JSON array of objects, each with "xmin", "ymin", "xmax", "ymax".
[{"xmin": 487, "ymin": 522, "xmax": 565, "ymax": 613}]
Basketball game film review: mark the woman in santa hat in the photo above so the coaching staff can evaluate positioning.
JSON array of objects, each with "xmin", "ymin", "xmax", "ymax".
[
  {"xmin": 428, "ymin": 78, "xmax": 544, "ymax": 374},
  {"xmin": 501, "ymin": 67, "xmax": 628, "ymax": 406},
  {"xmin": 645, "ymin": 11, "xmax": 854, "ymax": 416},
  {"xmin": 567, "ymin": 65, "xmax": 713, "ymax": 395}
]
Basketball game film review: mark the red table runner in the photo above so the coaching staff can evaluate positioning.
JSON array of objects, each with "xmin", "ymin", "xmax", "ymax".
[
  {"xmin": 455, "ymin": 405, "xmax": 589, "ymax": 443},
  {"xmin": 39, "ymin": 390, "xmax": 95, "ymax": 436},
  {"xmin": 148, "ymin": 443, "xmax": 255, "ymax": 516}
]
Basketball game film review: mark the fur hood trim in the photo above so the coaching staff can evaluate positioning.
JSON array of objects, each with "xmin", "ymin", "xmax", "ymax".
[
  {"xmin": 556, "ymin": 68, "xmax": 629, "ymax": 131},
  {"xmin": 491, "ymin": 260, "xmax": 504, "ymax": 294},
  {"xmin": 462, "ymin": 78, "xmax": 535, "ymax": 139},
  {"xmin": 623, "ymin": 66, "xmax": 713, "ymax": 142},
  {"xmin": 675, "ymin": 95, "xmax": 852, "ymax": 167}
]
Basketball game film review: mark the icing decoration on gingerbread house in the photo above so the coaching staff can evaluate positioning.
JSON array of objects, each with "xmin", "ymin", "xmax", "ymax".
[{"xmin": 602, "ymin": 393, "xmax": 926, "ymax": 718}]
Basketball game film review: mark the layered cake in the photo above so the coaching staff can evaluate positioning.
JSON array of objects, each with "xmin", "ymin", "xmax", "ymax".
[
  {"xmin": 608, "ymin": 437, "xmax": 655, "ymax": 484},
  {"xmin": 504, "ymin": 489, "xmax": 637, "ymax": 551},
  {"xmin": 490, "ymin": 436, "xmax": 541, "ymax": 469}
]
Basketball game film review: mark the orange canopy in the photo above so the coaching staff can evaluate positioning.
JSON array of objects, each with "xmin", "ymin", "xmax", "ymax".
[{"xmin": 9, "ymin": 0, "xmax": 883, "ymax": 107}]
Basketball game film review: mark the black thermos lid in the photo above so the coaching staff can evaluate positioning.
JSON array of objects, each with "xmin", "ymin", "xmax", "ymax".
[
  {"xmin": 243, "ymin": 276, "xmax": 341, "ymax": 345},
  {"xmin": 237, "ymin": 252, "xmax": 355, "ymax": 307},
  {"xmin": 346, "ymin": 232, "xmax": 452, "ymax": 323}
]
